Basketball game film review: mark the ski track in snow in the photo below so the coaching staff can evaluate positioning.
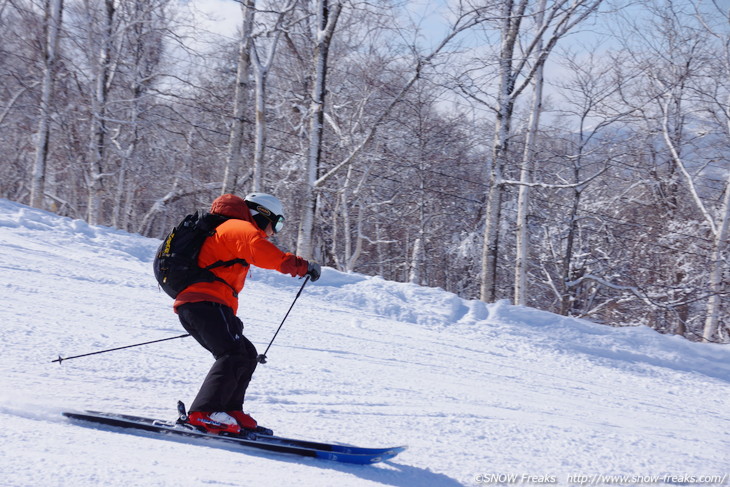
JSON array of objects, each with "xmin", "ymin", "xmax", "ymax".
[{"xmin": 0, "ymin": 199, "xmax": 728, "ymax": 487}]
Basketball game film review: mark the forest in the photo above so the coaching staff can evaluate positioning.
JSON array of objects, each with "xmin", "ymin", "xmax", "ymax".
[{"xmin": 1, "ymin": 0, "xmax": 728, "ymax": 342}]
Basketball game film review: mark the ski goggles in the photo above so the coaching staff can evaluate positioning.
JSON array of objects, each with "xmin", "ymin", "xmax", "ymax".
[{"xmin": 271, "ymin": 214, "xmax": 285, "ymax": 233}]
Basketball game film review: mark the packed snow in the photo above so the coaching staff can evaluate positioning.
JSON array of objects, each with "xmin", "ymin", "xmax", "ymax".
[{"xmin": 0, "ymin": 198, "xmax": 728, "ymax": 487}]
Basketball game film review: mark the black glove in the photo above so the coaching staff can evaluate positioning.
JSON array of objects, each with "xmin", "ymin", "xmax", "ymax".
[{"xmin": 306, "ymin": 261, "xmax": 321, "ymax": 282}]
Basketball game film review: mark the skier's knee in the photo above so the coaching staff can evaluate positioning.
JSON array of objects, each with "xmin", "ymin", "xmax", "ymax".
[{"xmin": 217, "ymin": 348, "xmax": 257, "ymax": 366}]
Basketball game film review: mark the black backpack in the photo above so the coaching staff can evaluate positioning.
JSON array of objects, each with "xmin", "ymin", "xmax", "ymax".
[{"xmin": 153, "ymin": 211, "xmax": 248, "ymax": 298}]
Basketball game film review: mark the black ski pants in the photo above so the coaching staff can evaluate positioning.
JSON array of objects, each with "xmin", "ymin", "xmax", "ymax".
[{"xmin": 177, "ymin": 302, "xmax": 258, "ymax": 413}]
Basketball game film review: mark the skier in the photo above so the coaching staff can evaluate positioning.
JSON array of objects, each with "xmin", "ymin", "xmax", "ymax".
[{"xmin": 174, "ymin": 193, "xmax": 321, "ymax": 434}]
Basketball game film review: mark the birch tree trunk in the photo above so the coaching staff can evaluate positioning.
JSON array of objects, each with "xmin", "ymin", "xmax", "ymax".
[
  {"xmin": 409, "ymin": 237, "xmax": 423, "ymax": 285},
  {"xmin": 250, "ymin": 1, "xmax": 293, "ymax": 192},
  {"xmin": 514, "ymin": 0, "xmax": 547, "ymax": 306},
  {"xmin": 347, "ymin": 203, "xmax": 365, "ymax": 271},
  {"xmin": 30, "ymin": 0, "xmax": 63, "ymax": 210},
  {"xmin": 296, "ymin": 0, "xmax": 343, "ymax": 259},
  {"xmin": 339, "ymin": 165, "xmax": 355, "ymax": 272},
  {"xmin": 703, "ymin": 172, "xmax": 730, "ymax": 342},
  {"xmin": 251, "ymin": 55, "xmax": 266, "ymax": 193},
  {"xmin": 221, "ymin": 0, "xmax": 255, "ymax": 195},
  {"xmin": 480, "ymin": 0, "xmax": 527, "ymax": 303},
  {"xmin": 87, "ymin": 0, "xmax": 115, "ymax": 225},
  {"xmin": 700, "ymin": 4, "xmax": 730, "ymax": 342}
]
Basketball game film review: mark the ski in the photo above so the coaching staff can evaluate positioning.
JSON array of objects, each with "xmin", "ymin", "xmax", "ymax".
[
  {"xmin": 173, "ymin": 400, "xmax": 402, "ymax": 456},
  {"xmin": 62, "ymin": 410, "xmax": 406, "ymax": 465}
]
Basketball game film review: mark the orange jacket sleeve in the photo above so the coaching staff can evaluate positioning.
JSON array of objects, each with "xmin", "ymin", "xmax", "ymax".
[{"xmin": 238, "ymin": 229, "xmax": 308, "ymax": 277}]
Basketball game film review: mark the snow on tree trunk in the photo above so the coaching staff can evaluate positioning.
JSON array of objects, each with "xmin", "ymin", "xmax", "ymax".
[
  {"xmin": 514, "ymin": 0, "xmax": 547, "ymax": 307},
  {"xmin": 30, "ymin": 0, "xmax": 63, "ymax": 210},
  {"xmin": 702, "ymin": 92, "xmax": 730, "ymax": 342},
  {"xmin": 250, "ymin": 2, "xmax": 292, "ymax": 193},
  {"xmin": 87, "ymin": 0, "xmax": 115, "ymax": 226},
  {"xmin": 252, "ymin": 64, "xmax": 266, "ymax": 193},
  {"xmin": 703, "ymin": 173, "xmax": 730, "ymax": 342},
  {"xmin": 222, "ymin": 0, "xmax": 255, "ymax": 195},
  {"xmin": 409, "ymin": 236, "xmax": 423, "ymax": 285},
  {"xmin": 480, "ymin": 0, "xmax": 525, "ymax": 303},
  {"xmin": 296, "ymin": 0, "xmax": 342, "ymax": 260}
]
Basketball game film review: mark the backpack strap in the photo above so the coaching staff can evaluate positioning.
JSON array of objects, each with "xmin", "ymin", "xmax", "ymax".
[
  {"xmin": 199, "ymin": 215, "xmax": 249, "ymax": 297},
  {"xmin": 205, "ymin": 258, "xmax": 249, "ymax": 270},
  {"xmin": 204, "ymin": 258, "xmax": 249, "ymax": 297}
]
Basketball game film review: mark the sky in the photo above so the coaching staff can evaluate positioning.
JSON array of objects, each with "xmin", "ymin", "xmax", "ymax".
[
  {"xmin": 167, "ymin": 0, "xmax": 691, "ymax": 131},
  {"xmin": 177, "ymin": 0, "xmax": 243, "ymax": 41}
]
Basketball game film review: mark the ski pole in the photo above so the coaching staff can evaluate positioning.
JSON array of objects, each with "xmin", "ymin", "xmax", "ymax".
[
  {"xmin": 52, "ymin": 333, "xmax": 190, "ymax": 364},
  {"xmin": 257, "ymin": 275, "xmax": 310, "ymax": 364}
]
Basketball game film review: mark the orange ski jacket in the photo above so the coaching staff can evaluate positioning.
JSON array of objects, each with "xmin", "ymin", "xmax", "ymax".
[{"xmin": 173, "ymin": 194, "xmax": 309, "ymax": 314}]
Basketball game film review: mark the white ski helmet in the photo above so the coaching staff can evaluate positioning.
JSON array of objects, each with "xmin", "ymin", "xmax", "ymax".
[{"xmin": 244, "ymin": 192, "xmax": 285, "ymax": 233}]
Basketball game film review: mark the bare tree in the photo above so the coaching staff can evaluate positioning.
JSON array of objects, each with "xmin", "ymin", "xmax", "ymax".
[
  {"xmin": 296, "ymin": 0, "xmax": 343, "ymax": 260},
  {"xmin": 82, "ymin": 0, "xmax": 115, "ymax": 225},
  {"xmin": 514, "ymin": 0, "xmax": 547, "ymax": 306},
  {"xmin": 250, "ymin": 0, "xmax": 296, "ymax": 192},
  {"xmin": 692, "ymin": 0, "xmax": 730, "ymax": 342},
  {"xmin": 630, "ymin": 0, "xmax": 729, "ymax": 340},
  {"xmin": 221, "ymin": 0, "xmax": 255, "ymax": 195},
  {"xmin": 30, "ymin": 0, "xmax": 64, "ymax": 210},
  {"xmin": 110, "ymin": 0, "xmax": 170, "ymax": 230},
  {"xmin": 296, "ymin": 1, "xmax": 491, "ymax": 260},
  {"xmin": 542, "ymin": 46, "xmax": 641, "ymax": 316},
  {"xmin": 457, "ymin": 0, "xmax": 605, "ymax": 303},
  {"xmin": 704, "ymin": 170, "xmax": 730, "ymax": 342}
]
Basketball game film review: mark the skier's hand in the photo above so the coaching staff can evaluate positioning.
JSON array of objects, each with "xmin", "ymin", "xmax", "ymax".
[{"xmin": 306, "ymin": 261, "xmax": 321, "ymax": 282}]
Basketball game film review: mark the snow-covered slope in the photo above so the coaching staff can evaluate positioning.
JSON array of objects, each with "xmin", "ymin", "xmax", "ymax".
[{"xmin": 0, "ymin": 199, "xmax": 728, "ymax": 487}]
